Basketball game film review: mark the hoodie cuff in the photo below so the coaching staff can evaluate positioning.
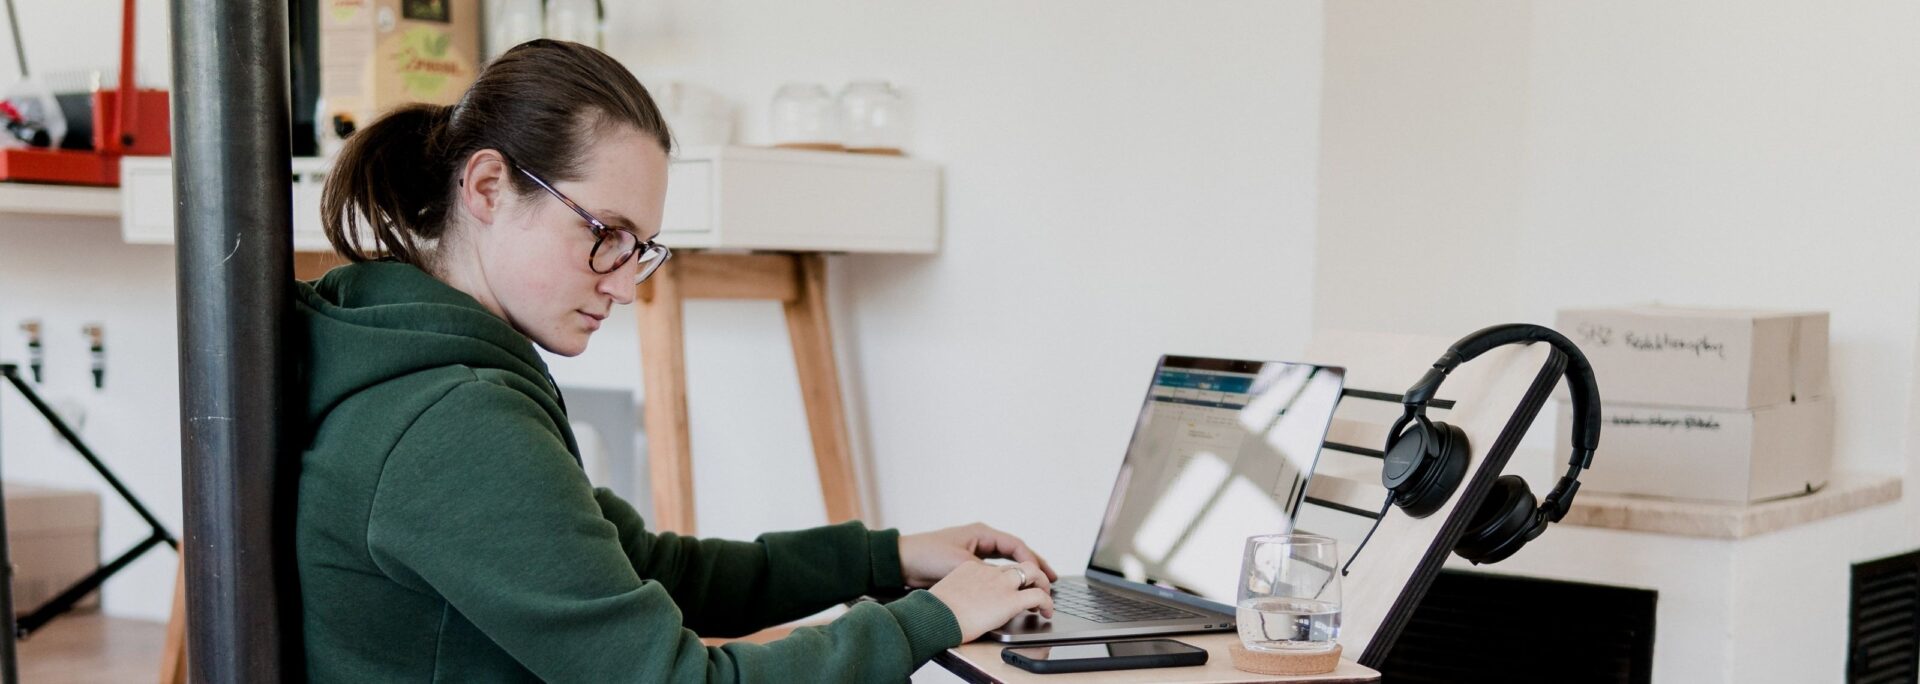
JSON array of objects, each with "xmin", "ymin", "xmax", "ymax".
[
  {"xmin": 867, "ymin": 527, "xmax": 905, "ymax": 591},
  {"xmin": 884, "ymin": 590, "xmax": 964, "ymax": 666}
]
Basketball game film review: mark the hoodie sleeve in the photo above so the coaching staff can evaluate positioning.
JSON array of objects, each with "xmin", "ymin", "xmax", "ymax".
[
  {"xmin": 366, "ymin": 380, "xmax": 962, "ymax": 682},
  {"xmin": 589, "ymin": 488, "xmax": 907, "ymax": 638}
]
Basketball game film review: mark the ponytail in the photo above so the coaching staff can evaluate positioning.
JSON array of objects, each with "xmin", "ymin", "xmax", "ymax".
[{"xmin": 321, "ymin": 103, "xmax": 456, "ymax": 266}]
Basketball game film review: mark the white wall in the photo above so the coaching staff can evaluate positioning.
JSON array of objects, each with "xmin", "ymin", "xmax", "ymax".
[
  {"xmin": 1318, "ymin": 1, "xmax": 1920, "ymax": 681},
  {"xmin": 1314, "ymin": 1, "xmax": 1532, "ymax": 337}
]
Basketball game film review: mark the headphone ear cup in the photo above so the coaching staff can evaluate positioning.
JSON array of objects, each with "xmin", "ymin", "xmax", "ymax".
[
  {"xmin": 1381, "ymin": 421, "xmax": 1430, "ymax": 492},
  {"xmin": 1455, "ymin": 475, "xmax": 1538, "ymax": 564},
  {"xmin": 1392, "ymin": 421, "xmax": 1469, "ymax": 519}
]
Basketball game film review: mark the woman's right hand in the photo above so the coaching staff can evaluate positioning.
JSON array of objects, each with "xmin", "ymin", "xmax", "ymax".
[{"xmin": 927, "ymin": 560, "xmax": 1056, "ymax": 642}]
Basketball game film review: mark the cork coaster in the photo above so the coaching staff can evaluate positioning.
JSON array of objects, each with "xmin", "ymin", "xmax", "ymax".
[{"xmin": 1228, "ymin": 643, "xmax": 1342, "ymax": 676}]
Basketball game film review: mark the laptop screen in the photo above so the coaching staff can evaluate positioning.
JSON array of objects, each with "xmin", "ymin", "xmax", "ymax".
[{"xmin": 1086, "ymin": 356, "xmax": 1345, "ymax": 607}]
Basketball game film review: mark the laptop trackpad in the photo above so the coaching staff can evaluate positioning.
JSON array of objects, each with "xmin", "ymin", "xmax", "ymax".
[{"xmin": 998, "ymin": 611, "xmax": 1067, "ymax": 636}]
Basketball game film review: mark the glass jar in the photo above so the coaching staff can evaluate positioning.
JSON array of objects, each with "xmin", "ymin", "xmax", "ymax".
[
  {"xmin": 769, "ymin": 83, "xmax": 842, "ymax": 150},
  {"xmin": 838, "ymin": 80, "xmax": 910, "ymax": 155},
  {"xmin": 544, "ymin": 0, "xmax": 602, "ymax": 48},
  {"xmin": 487, "ymin": 0, "xmax": 545, "ymax": 59},
  {"xmin": 657, "ymin": 81, "xmax": 734, "ymax": 148}
]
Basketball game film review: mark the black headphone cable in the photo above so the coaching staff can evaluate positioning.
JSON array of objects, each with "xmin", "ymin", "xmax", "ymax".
[{"xmin": 1339, "ymin": 492, "xmax": 1396, "ymax": 578}]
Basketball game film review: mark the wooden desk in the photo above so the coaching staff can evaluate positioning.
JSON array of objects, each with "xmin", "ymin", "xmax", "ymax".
[{"xmin": 934, "ymin": 634, "xmax": 1381, "ymax": 683}]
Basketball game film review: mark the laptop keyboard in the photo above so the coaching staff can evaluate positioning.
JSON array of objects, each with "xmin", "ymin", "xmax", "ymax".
[{"xmin": 1050, "ymin": 582, "xmax": 1202, "ymax": 623}]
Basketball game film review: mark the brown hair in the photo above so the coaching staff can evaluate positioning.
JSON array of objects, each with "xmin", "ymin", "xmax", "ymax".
[{"xmin": 321, "ymin": 39, "xmax": 672, "ymax": 266}]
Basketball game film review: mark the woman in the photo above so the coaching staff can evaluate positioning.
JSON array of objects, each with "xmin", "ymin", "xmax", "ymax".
[{"xmin": 294, "ymin": 40, "xmax": 1055, "ymax": 681}]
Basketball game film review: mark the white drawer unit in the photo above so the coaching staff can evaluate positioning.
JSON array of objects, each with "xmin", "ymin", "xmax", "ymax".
[
  {"xmin": 116, "ymin": 146, "xmax": 942, "ymax": 255},
  {"xmin": 660, "ymin": 146, "xmax": 941, "ymax": 253},
  {"xmin": 120, "ymin": 156, "xmax": 335, "ymax": 251}
]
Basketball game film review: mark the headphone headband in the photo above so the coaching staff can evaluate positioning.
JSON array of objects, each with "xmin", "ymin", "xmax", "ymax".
[{"xmin": 1401, "ymin": 324, "xmax": 1602, "ymax": 469}]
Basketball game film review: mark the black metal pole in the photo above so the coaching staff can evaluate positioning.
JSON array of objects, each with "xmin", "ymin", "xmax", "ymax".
[
  {"xmin": 171, "ymin": 0, "xmax": 296, "ymax": 680},
  {"xmin": 0, "ymin": 361, "xmax": 18, "ymax": 684}
]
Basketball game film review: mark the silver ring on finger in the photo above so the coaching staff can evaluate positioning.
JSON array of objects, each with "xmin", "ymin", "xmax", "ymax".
[{"xmin": 1006, "ymin": 566, "xmax": 1030, "ymax": 589}]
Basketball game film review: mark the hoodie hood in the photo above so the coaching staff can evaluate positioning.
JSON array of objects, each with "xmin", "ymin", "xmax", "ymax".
[{"xmin": 294, "ymin": 261, "xmax": 559, "ymax": 426}]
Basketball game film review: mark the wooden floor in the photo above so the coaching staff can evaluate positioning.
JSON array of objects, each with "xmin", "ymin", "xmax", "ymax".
[
  {"xmin": 7, "ymin": 611, "xmax": 812, "ymax": 679},
  {"xmin": 15, "ymin": 612, "xmax": 166, "ymax": 683}
]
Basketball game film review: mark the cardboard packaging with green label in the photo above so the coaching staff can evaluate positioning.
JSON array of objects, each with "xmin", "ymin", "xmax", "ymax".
[{"xmin": 320, "ymin": 0, "xmax": 481, "ymax": 141}]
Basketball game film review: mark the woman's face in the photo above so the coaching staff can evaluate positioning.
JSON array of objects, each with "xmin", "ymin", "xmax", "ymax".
[{"xmin": 466, "ymin": 125, "xmax": 668, "ymax": 357}]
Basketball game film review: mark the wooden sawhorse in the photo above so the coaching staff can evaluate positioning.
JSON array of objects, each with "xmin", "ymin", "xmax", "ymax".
[{"xmin": 636, "ymin": 251, "xmax": 864, "ymax": 535}]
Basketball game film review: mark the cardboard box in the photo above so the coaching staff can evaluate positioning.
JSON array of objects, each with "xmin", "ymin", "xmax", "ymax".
[
  {"xmin": 1556, "ymin": 306, "xmax": 1828, "ymax": 410},
  {"xmin": 321, "ymin": 0, "xmax": 481, "ymax": 136},
  {"xmin": 1555, "ymin": 396, "xmax": 1833, "ymax": 504},
  {"xmin": 3, "ymin": 483, "xmax": 101, "ymax": 614}
]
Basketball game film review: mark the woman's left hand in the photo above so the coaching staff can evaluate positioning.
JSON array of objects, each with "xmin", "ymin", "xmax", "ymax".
[{"xmin": 899, "ymin": 523, "xmax": 1059, "ymax": 589}]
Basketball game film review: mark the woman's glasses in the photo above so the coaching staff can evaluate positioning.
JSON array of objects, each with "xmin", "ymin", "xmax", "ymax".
[{"xmin": 516, "ymin": 166, "xmax": 670, "ymax": 284}]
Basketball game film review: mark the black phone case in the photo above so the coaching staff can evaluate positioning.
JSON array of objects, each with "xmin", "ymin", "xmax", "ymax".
[{"xmin": 1001, "ymin": 640, "xmax": 1209, "ymax": 674}]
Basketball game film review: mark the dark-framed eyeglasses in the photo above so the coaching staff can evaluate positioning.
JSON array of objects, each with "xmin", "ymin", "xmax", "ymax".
[{"xmin": 516, "ymin": 166, "xmax": 671, "ymax": 284}]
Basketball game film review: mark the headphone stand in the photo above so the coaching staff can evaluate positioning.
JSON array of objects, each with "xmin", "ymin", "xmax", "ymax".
[
  {"xmin": 1372, "ymin": 350, "xmax": 1567, "ymax": 665},
  {"xmin": 1299, "ymin": 330, "xmax": 1571, "ymax": 668}
]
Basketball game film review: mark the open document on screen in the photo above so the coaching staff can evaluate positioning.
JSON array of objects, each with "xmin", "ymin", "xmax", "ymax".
[{"xmin": 1088, "ymin": 357, "xmax": 1345, "ymax": 604}]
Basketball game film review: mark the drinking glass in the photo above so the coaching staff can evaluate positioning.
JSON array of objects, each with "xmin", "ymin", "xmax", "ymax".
[{"xmin": 1237, "ymin": 534, "xmax": 1342, "ymax": 652}]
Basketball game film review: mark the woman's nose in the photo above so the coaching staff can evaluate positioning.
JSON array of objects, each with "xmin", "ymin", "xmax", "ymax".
[{"xmin": 599, "ymin": 270, "xmax": 637, "ymax": 305}]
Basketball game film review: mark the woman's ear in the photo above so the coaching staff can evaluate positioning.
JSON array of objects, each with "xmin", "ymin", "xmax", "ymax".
[{"xmin": 457, "ymin": 149, "xmax": 511, "ymax": 226}]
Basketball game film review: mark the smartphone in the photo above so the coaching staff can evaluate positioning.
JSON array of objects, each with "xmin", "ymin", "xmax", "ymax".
[{"xmin": 1001, "ymin": 638, "xmax": 1209, "ymax": 674}]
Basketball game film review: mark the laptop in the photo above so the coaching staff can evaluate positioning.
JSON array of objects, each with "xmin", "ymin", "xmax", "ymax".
[{"xmin": 989, "ymin": 355, "xmax": 1345, "ymax": 643}]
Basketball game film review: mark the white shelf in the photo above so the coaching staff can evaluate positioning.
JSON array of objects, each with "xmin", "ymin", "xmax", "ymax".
[
  {"xmin": 111, "ymin": 146, "xmax": 944, "ymax": 255},
  {"xmin": 121, "ymin": 156, "xmax": 336, "ymax": 251},
  {"xmin": 1561, "ymin": 471, "xmax": 1901, "ymax": 539},
  {"xmin": 0, "ymin": 182, "xmax": 121, "ymax": 219}
]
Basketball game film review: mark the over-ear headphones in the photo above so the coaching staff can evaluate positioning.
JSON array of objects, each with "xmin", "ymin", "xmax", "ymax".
[{"xmin": 1379, "ymin": 324, "xmax": 1602, "ymax": 565}]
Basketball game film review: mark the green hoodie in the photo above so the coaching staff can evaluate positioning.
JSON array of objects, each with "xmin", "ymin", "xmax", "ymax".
[{"xmin": 293, "ymin": 262, "xmax": 962, "ymax": 682}]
